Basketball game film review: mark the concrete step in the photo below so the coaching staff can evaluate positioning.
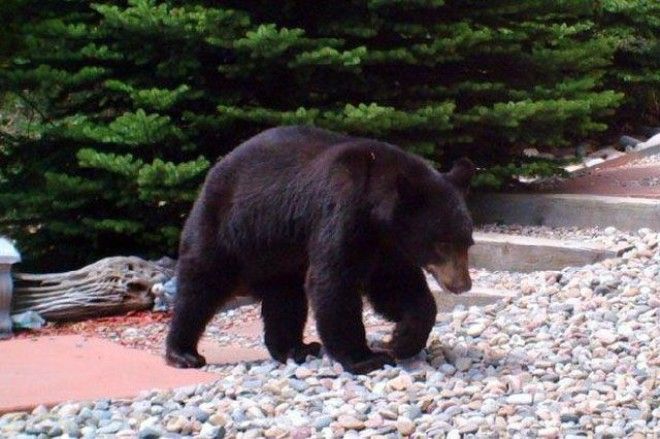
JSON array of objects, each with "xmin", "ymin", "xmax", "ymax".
[
  {"xmin": 470, "ymin": 232, "xmax": 621, "ymax": 272},
  {"xmin": 469, "ymin": 193, "xmax": 660, "ymax": 231}
]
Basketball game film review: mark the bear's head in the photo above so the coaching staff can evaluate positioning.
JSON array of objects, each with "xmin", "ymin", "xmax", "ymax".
[{"xmin": 376, "ymin": 158, "xmax": 475, "ymax": 294}]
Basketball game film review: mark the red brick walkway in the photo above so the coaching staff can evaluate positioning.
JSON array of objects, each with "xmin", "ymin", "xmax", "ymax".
[
  {"xmin": 533, "ymin": 152, "xmax": 660, "ymax": 199},
  {"xmin": 0, "ymin": 313, "xmax": 395, "ymax": 414},
  {"xmin": 0, "ymin": 335, "xmax": 217, "ymax": 414}
]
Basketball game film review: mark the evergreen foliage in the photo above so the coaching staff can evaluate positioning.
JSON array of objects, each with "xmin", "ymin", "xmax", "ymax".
[
  {"xmin": 600, "ymin": 0, "xmax": 659, "ymax": 127},
  {"xmin": 0, "ymin": 0, "xmax": 644, "ymax": 269}
]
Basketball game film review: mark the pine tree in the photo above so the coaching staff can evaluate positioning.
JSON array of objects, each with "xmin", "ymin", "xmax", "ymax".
[
  {"xmin": 600, "ymin": 0, "xmax": 659, "ymax": 127},
  {"xmin": 1, "ymin": 0, "xmax": 625, "ymax": 269}
]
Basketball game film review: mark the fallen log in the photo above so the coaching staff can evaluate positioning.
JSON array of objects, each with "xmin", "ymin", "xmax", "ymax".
[{"xmin": 11, "ymin": 256, "xmax": 174, "ymax": 321}]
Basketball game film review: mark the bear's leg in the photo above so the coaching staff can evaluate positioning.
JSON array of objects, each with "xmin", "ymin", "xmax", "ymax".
[
  {"xmin": 366, "ymin": 252, "xmax": 437, "ymax": 359},
  {"xmin": 165, "ymin": 257, "xmax": 236, "ymax": 368},
  {"xmin": 306, "ymin": 263, "xmax": 395, "ymax": 374},
  {"xmin": 258, "ymin": 278, "xmax": 321, "ymax": 364}
]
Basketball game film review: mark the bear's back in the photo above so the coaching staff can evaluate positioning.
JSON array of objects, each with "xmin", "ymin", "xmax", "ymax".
[
  {"xmin": 227, "ymin": 126, "xmax": 353, "ymax": 172},
  {"xmin": 199, "ymin": 127, "xmax": 363, "ymax": 256}
]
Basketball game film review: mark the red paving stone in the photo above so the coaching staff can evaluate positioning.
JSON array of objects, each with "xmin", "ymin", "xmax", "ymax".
[
  {"xmin": 0, "ymin": 304, "xmax": 406, "ymax": 414},
  {"xmin": 0, "ymin": 335, "xmax": 217, "ymax": 414},
  {"xmin": 199, "ymin": 342, "xmax": 269, "ymax": 365},
  {"xmin": 540, "ymin": 164, "xmax": 660, "ymax": 198},
  {"xmin": 527, "ymin": 148, "xmax": 660, "ymax": 199}
]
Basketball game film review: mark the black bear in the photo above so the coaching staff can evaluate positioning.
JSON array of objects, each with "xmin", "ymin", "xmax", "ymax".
[{"xmin": 166, "ymin": 126, "xmax": 475, "ymax": 374}]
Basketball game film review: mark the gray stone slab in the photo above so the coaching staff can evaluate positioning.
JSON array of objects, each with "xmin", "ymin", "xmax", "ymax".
[
  {"xmin": 470, "ymin": 232, "xmax": 619, "ymax": 272},
  {"xmin": 432, "ymin": 289, "xmax": 514, "ymax": 312},
  {"xmin": 426, "ymin": 274, "xmax": 515, "ymax": 311},
  {"xmin": 469, "ymin": 193, "xmax": 660, "ymax": 231},
  {"xmin": 636, "ymin": 142, "xmax": 660, "ymax": 158}
]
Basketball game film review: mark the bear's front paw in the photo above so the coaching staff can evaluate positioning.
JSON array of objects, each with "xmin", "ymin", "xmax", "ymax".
[
  {"xmin": 166, "ymin": 349, "xmax": 207, "ymax": 368},
  {"xmin": 343, "ymin": 351, "xmax": 395, "ymax": 374},
  {"xmin": 389, "ymin": 322, "xmax": 430, "ymax": 359},
  {"xmin": 389, "ymin": 335, "xmax": 425, "ymax": 359},
  {"xmin": 391, "ymin": 341, "xmax": 424, "ymax": 359}
]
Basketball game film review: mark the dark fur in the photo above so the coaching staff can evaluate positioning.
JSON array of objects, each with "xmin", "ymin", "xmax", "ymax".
[{"xmin": 166, "ymin": 126, "xmax": 474, "ymax": 374}]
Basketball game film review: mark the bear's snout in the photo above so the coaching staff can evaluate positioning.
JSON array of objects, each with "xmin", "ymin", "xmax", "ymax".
[
  {"xmin": 426, "ymin": 248, "xmax": 472, "ymax": 294},
  {"xmin": 443, "ymin": 276, "xmax": 472, "ymax": 294}
]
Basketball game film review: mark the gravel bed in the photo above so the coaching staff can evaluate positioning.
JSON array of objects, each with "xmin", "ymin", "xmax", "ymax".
[
  {"xmin": 477, "ymin": 224, "xmax": 651, "ymax": 249},
  {"xmin": 114, "ymin": 305, "xmax": 267, "ymax": 354},
  {"xmin": 2, "ymin": 227, "xmax": 658, "ymax": 438}
]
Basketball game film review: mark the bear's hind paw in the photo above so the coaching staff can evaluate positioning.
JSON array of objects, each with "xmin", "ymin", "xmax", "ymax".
[
  {"xmin": 165, "ymin": 349, "xmax": 207, "ymax": 369},
  {"xmin": 290, "ymin": 342, "xmax": 323, "ymax": 364}
]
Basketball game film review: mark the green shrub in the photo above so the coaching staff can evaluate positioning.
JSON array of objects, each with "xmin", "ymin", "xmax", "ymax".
[{"xmin": 600, "ymin": 0, "xmax": 659, "ymax": 128}]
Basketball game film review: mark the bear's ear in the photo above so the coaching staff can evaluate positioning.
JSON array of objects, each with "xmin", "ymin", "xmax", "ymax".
[{"xmin": 446, "ymin": 158, "xmax": 475, "ymax": 191}]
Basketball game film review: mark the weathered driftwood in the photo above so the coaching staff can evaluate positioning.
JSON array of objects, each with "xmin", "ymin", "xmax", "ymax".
[{"xmin": 11, "ymin": 256, "xmax": 174, "ymax": 321}]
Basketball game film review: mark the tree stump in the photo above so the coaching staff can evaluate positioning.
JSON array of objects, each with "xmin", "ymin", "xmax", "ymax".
[{"xmin": 11, "ymin": 256, "xmax": 174, "ymax": 321}]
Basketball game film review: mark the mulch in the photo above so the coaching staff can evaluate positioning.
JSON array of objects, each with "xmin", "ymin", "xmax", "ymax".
[{"xmin": 12, "ymin": 311, "xmax": 171, "ymax": 340}]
